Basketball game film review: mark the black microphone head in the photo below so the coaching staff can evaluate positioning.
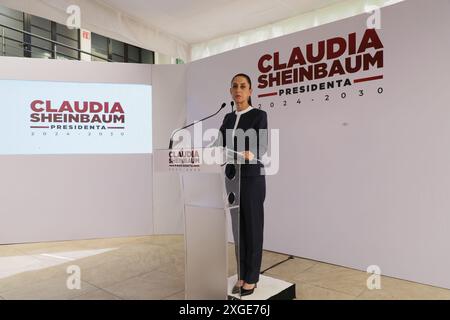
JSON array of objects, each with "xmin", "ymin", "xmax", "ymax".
[
  {"xmin": 231, "ymin": 101, "xmax": 234, "ymax": 107},
  {"xmin": 221, "ymin": 102, "xmax": 226, "ymax": 109}
]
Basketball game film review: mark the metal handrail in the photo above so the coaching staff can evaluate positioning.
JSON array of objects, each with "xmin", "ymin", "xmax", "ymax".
[
  {"xmin": 0, "ymin": 34, "xmax": 77, "ymax": 60},
  {"xmin": 1, "ymin": 27, "xmax": 5, "ymax": 56},
  {"xmin": 0, "ymin": 23, "xmax": 111, "ymax": 61}
]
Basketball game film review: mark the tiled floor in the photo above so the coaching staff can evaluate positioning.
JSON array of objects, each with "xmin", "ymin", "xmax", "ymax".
[{"xmin": 0, "ymin": 235, "xmax": 449, "ymax": 300}]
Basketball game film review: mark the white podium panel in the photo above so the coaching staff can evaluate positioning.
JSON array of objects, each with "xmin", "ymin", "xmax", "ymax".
[
  {"xmin": 154, "ymin": 147, "xmax": 240, "ymax": 300},
  {"xmin": 182, "ymin": 172, "xmax": 226, "ymax": 209},
  {"xmin": 184, "ymin": 205, "xmax": 227, "ymax": 300}
]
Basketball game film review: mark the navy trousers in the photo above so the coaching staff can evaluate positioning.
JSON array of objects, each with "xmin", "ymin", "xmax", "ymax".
[{"xmin": 237, "ymin": 175, "xmax": 266, "ymax": 284}]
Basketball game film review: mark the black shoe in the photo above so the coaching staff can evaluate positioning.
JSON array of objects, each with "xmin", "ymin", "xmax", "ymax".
[
  {"xmin": 240, "ymin": 287, "xmax": 254, "ymax": 296},
  {"xmin": 240, "ymin": 283, "xmax": 257, "ymax": 296},
  {"xmin": 232, "ymin": 285, "xmax": 241, "ymax": 294}
]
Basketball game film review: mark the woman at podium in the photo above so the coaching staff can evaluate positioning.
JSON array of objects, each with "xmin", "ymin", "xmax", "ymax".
[{"xmin": 218, "ymin": 73, "xmax": 268, "ymax": 296}]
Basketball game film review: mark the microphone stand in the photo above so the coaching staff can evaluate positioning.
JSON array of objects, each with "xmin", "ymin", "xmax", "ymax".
[{"xmin": 169, "ymin": 102, "xmax": 227, "ymax": 149}]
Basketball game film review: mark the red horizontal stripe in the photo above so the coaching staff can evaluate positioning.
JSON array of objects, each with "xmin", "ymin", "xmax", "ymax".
[
  {"xmin": 354, "ymin": 75, "xmax": 384, "ymax": 83},
  {"xmin": 258, "ymin": 92, "xmax": 278, "ymax": 98}
]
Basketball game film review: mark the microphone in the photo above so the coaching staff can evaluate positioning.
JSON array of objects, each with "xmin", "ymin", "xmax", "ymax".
[
  {"xmin": 231, "ymin": 101, "xmax": 234, "ymax": 112},
  {"xmin": 169, "ymin": 102, "xmax": 227, "ymax": 149}
]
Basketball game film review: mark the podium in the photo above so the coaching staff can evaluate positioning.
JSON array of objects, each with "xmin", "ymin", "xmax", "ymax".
[
  {"xmin": 154, "ymin": 146, "xmax": 296, "ymax": 300},
  {"xmin": 154, "ymin": 147, "xmax": 240, "ymax": 300}
]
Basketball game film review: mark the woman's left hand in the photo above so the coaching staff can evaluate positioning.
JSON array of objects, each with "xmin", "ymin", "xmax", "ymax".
[{"xmin": 241, "ymin": 151, "xmax": 255, "ymax": 161}]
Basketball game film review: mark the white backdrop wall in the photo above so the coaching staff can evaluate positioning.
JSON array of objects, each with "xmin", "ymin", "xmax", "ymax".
[
  {"xmin": 151, "ymin": 65, "xmax": 187, "ymax": 234},
  {"xmin": 0, "ymin": 57, "xmax": 153, "ymax": 243},
  {"xmin": 186, "ymin": 0, "xmax": 450, "ymax": 289}
]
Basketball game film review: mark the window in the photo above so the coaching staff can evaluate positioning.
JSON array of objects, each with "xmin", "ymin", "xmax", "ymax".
[
  {"xmin": 30, "ymin": 15, "xmax": 52, "ymax": 59},
  {"xmin": 0, "ymin": 5, "xmax": 24, "ymax": 57},
  {"xmin": 0, "ymin": 4, "xmax": 155, "ymax": 64},
  {"xmin": 91, "ymin": 33, "xmax": 108, "ymax": 61},
  {"xmin": 112, "ymin": 39, "xmax": 124, "ymax": 62},
  {"xmin": 127, "ymin": 44, "xmax": 140, "ymax": 63},
  {"xmin": 90, "ymin": 32, "xmax": 155, "ymax": 64},
  {"xmin": 56, "ymin": 23, "xmax": 79, "ymax": 60},
  {"xmin": 142, "ymin": 49, "xmax": 155, "ymax": 64}
]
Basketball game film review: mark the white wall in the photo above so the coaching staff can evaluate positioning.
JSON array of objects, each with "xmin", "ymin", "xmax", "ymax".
[
  {"xmin": 185, "ymin": 0, "xmax": 450, "ymax": 289},
  {"xmin": 0, "ymin": 57, "xmax": 153, "ymax": 243},
  {"xmin": 151, "ymin": 65, "xmax": 187, "ymax": 234}
]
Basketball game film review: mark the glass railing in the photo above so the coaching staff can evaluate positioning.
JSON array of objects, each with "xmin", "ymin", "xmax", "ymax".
[{"xmin": 0, "ymin": 23, "xmax": 111, "ymax": 61}]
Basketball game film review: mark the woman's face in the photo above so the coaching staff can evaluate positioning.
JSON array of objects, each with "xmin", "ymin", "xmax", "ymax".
[{"xmin": 230, "ymin": 76, "xmax": 252, "ymax": 106}]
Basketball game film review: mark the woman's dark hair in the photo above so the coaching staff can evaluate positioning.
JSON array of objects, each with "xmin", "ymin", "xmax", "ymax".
[{"xmin": 231, "ymin": 73, "xmax": 253, "ymax": 106}]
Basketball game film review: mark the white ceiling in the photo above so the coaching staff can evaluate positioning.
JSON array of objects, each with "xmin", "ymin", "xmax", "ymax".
[{"xmin": 100, "ymin": 0, "xmax": 345, "ymax": 44}]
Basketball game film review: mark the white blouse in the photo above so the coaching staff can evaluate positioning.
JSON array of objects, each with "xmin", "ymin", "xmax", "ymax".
[{"xmin": 232, "ymin": 105, "xmax": 253, "ymax": 138}]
